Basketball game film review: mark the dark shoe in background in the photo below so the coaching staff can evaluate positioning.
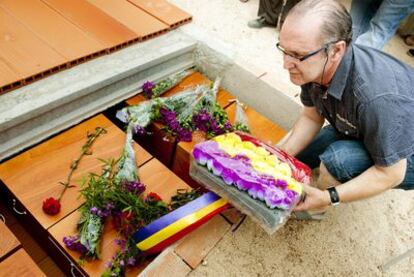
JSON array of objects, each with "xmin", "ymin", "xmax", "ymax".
[
  {"xmin": 408, "ymin": 48, "xmax": 414, "ymax": 57},
  {"xmin": 247, "ymin": 16, "xmax": 272, "ymax": 28}
]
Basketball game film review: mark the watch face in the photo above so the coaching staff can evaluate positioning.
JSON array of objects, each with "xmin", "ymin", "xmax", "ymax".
[{"xmin": 327, "ymin": 186, "xmax": 340, "ymax": 206}]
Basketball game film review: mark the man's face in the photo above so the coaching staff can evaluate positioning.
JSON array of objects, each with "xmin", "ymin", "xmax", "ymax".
[{"xmin": 279, "ymin": 15, "xmax": 328, "ymax": 86}]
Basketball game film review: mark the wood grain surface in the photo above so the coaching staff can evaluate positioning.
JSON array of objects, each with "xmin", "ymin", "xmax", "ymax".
[{"xmin": 0, "ymin": 115, "xmax": 152, "ymax": 230}]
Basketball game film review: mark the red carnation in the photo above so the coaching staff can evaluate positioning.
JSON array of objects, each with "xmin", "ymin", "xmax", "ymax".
[
  {"xmin": 42, "ymin": 197, "xmax": 61, "ymax": 215},
  {"xmin": 146, "ymin": 192, "xmax": 162, "ymax": 202}
]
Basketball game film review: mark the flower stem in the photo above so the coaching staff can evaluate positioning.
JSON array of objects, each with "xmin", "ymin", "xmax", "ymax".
[{"xmin": 58, "ymin": 127, "xmax": 107, "ymax": 202}]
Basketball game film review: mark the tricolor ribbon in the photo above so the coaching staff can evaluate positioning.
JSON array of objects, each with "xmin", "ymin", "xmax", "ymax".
[{"xmin": 133, "ymin": 192, "xmax": 229, "ymax": 253}]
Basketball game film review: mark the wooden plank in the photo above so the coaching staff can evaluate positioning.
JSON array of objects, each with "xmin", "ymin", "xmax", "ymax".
[
  {"xmin": 42, "ymin": 0, "xmax": 138, "ymax": 47},
  {"xmin": 0, "ymin": 222, "xmax": 20, "ymax": 260},
  {"xmin": 0, "ymin": 115, "xmax": 152, "ymax": 230},
  {"xmin": 0, "ymin": 59, "xmax": 20, "ymax": 87},
  {"xmin": 127, "ymin": 0, "xmax": 192, "ymax": 28},
  {"xmin": 88, "ymin": 0, "xmax": 169, "ymax": 39},
  {"xmin": 171, "ymin": 131, "xmax": 209, "ymax": 189},
  {"xmin": 0, "ymin": 249, "xmax": 45, "ymax": 277},
  {"xmin": 48, "ymin": 158, "xmax": 191, "ymax": 276},
  {"xmin": 0, "ymin": 0, "xmax": 105, "ymax": 61},
  {"xmin": 0, "ymin": 7, "xmax": 66, "ymax": 79}
]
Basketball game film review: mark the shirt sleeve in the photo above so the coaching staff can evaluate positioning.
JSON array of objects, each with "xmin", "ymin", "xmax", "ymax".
[
  {"xmin": 300, "ymin": 84, "xmax": 314, "ymax": 107},
  {"xmin": 359, "ymin": 95, "xmax": 414, "ymax": 166}
]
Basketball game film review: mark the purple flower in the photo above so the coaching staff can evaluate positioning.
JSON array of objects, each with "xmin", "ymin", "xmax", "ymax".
[
  {"xmin": 176, "ymin": 127, "xmax": 192, "ymax": 142},
  {"xmin": 105, "ymin": 261, "xmax": 113, "ymax": 268},
  {"xmin": 210, "ymin": 118, "xmax": 224, "ymax": 135},
  {"xmin": 90, "ymin": 206, "xmax": 99, "ymax": 215},
  {"xmin": 142, "ymin": 81, "xmax": 154, "ymax": 99},
  {"xmin": 125, "ymin": 181, "xmax": 146, "ymax": 195},
  {"xmin": 224, "ymin": 121, "xmax": 233, "ymax": 131},
  {"xmin": 127, "ymin": 257, "xmax": 136, "ymax": 266},
  {"xmin": 119, "ymin": 260, "xmax": 125, "ymax": 267},
  {"xmin": 133, "ymin": 125, "xmax": 146, "ymax": 136},
  {"xmin": 63, "ymin": 236, "xmax": 88, "ymax": 254},
  {"xmin": 192, "ymin": 110, "xmax": 211, "ymax": 131},
  {"xmin": 160, "ymin": 108, "xmax": 177, "ymax": 123},
  {"xmin": 275, "ymin": 179, "xmax": 288, "ymax": 189}
]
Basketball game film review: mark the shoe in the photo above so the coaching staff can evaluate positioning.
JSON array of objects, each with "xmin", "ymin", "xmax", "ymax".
[
  {"xmin": 408, "ymin": 49, "xmax": 414, "ymax": 57},
  {"xmin": 292, "ymin": 210, "xmax": 326, "ymax": 221},
  {"xmin": 247, "ymin": 16, "xmax": 272, "ymax": 29}
]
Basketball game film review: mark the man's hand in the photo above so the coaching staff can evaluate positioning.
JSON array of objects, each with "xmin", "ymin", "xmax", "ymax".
[{"xmin": 294, "ymin": 185, "xmax": 331, "ymax": 212}]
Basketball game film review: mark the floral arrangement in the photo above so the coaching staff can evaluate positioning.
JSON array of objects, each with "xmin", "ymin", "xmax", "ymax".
[
  {"xmin": 142, "ymin": 69, "xmax": 193, "ymax": 99},
  {"xmin": 192, "ymin": 132, "xmax": 307, "ymax": 210},
  {"xmin": 62, "ymin": 126, "xmax": 201, "ymax": 276},
  {"xmin": 42, "ymin": 127, "xmax": 107, "ymax": 215},
  {"xmin": 117, "ymin": 74, "xmax": 249, "ymax": 143}
]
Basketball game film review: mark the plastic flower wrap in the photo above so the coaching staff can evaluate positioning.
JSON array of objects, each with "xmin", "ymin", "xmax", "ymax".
[
  {"xmin": 192, "ymin": 132, "xmax": 311, "ymax": 210},
  {"xmin": 116, "ymin": 126, "xmax": 139, "ymax": 182},
  {"xmin": 233, "ymin": 100, "xmax": 250, "ymax": 133},
  {"xmin": 142, "ymin": 69, "xmax": 193, "ymax": 99}
]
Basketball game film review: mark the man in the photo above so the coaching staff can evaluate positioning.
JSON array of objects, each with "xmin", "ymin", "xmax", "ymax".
[{"xmin": 276, "ymin": 0, "xmax": 414, "ymax": 219}]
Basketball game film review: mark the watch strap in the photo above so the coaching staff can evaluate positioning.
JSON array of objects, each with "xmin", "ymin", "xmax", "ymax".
[{"xmin": 327, "ymin": 186, "xmax": 340, "ymax": 206}]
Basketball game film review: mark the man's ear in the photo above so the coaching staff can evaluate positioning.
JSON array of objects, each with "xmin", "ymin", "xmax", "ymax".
[{"xmin": 329, "ymin": 41, "xmax": 347, "ymax": 61}]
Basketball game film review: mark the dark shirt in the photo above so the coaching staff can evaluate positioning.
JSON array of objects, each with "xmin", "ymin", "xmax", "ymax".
[{"xmin": 300, "ymin": 43, "xmax": 414, "ymax": 166}]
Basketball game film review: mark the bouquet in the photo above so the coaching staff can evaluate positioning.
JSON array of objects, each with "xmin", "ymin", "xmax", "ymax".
[
  {"xmin": 142, "ymin": 69, "xmax": 193, "ymax": 99},
  {"xmin": 117, "ymin": 76, "xmax": 233, "ymax": 142},
  {"xmin": 63, "ymin": 126, "xmax": 201, "ymax": 276}
]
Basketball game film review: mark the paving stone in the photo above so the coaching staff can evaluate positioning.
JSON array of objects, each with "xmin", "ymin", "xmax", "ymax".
[{"xmin": 174, "ymin": 215, "xmax": 231, "ymax": 269}]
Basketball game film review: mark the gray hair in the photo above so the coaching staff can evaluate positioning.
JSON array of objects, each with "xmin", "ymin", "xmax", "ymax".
[{"xmin": 287, "ymin": 0, "xmax": 353, "ymax": 45}]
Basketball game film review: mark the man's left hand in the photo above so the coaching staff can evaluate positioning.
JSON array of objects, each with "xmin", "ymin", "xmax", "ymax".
[{"xmin": 294, "ymin": 184, "xmax": 331, "ymax": 211}]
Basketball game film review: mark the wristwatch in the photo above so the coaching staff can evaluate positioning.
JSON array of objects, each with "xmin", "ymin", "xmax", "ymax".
[{"xmin": 327, "ymin": 186, "xmax": 340, "ymax": 206}]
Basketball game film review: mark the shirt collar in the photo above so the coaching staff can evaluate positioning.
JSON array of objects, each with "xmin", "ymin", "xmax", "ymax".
[{"xmin": 325, "ymin": 44, "xmax": 353, "ymax": 100}]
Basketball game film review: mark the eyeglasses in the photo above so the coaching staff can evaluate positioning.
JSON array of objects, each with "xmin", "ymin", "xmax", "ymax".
[{"xmin": 276, "ymin": 42, "xmax": 331, "ymax": 62}]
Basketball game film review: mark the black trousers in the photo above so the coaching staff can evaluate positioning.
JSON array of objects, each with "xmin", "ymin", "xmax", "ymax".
[{"xmin": 258, "ymin": 0, "xmax": 301, "ymax": 27}]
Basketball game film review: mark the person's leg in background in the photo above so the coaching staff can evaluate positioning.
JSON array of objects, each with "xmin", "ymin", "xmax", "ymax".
[
  {"xmin": 278, "ymin": 0, "xmax": 301, "ymax": 29},
  {"xmin": 350, "ymin": 0, "xmax": 382, "ymax": 40},
  {"xmin": 352, "ymin": 0, "xmax": 414, "ymax": 49},
  {"xmin": 248, "ymin": 0, "xmax": 284, "ymax": 28}
]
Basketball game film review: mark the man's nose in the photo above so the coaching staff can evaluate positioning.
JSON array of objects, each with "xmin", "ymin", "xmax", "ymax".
[{"xmin": 283, "ymin": 54, "xmax": 296, "ymax": 70}]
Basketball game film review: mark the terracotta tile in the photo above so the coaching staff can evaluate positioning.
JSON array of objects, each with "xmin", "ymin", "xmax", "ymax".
[
  {"xmin": 6, "ymin": 223, "xmax": 48, "ymax": 264},
  {"xmin": 174, "ymin": 215, "xmax": 231, "ymax": 269},
  {"xmin": 0, "ymin": 60, "xmax": 20, "ymax": 87},
  {"xmin": 87, "ymin": 0, "xmax": 169, "ymax": 40},
  {"xmin": 0, "ymin": 249, "xmax": 45, "ymax": 276},
  {"xmin": 48, "ymin": 210, "xmax": 149, "ymax": 277},
  {"xmin": 138, "ymin": 247, "xmax": 191, "ymax": 277},
  {"xmin": 0, "ymin": 7, "xmax": 66, "ymax": 79},
  {"xmin": 225, "ymin": 102, "xmax": 287, "ymax": 146},
  {"xmin": 42, "ymin": 0, "xmax": 138, "ymax": 47},
  {"xmin": 0, "ymin": 0, "xmax": 105, "ymax": 61},
  {"xmin": 127, "ymin": 0, "xmax": 192, "ymax": 28},
  {"xmin": 0, "ymin": 222, "xmax": 20, "ymax": 259},
  {"xmin": 220, "ymin": 207, "xmax": 243, "ymax": 225},
  {"xmin": 0, "ymin": 114, "xmax": 152, "ymax": 230}
]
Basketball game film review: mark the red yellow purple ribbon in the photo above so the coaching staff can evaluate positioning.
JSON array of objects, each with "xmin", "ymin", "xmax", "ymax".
[{"xmin": 136, "ymin": 197, "xmax": 228, "ymax": 251}]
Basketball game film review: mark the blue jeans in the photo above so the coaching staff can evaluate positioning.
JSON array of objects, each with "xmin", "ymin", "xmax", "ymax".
[
  {"xmin": 350, "ymin": 0, "xmax": 414, "ymax": 49},
  {"xmin": 296, "ymin": 126, "xmax": 414, "ymax": 190}
]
